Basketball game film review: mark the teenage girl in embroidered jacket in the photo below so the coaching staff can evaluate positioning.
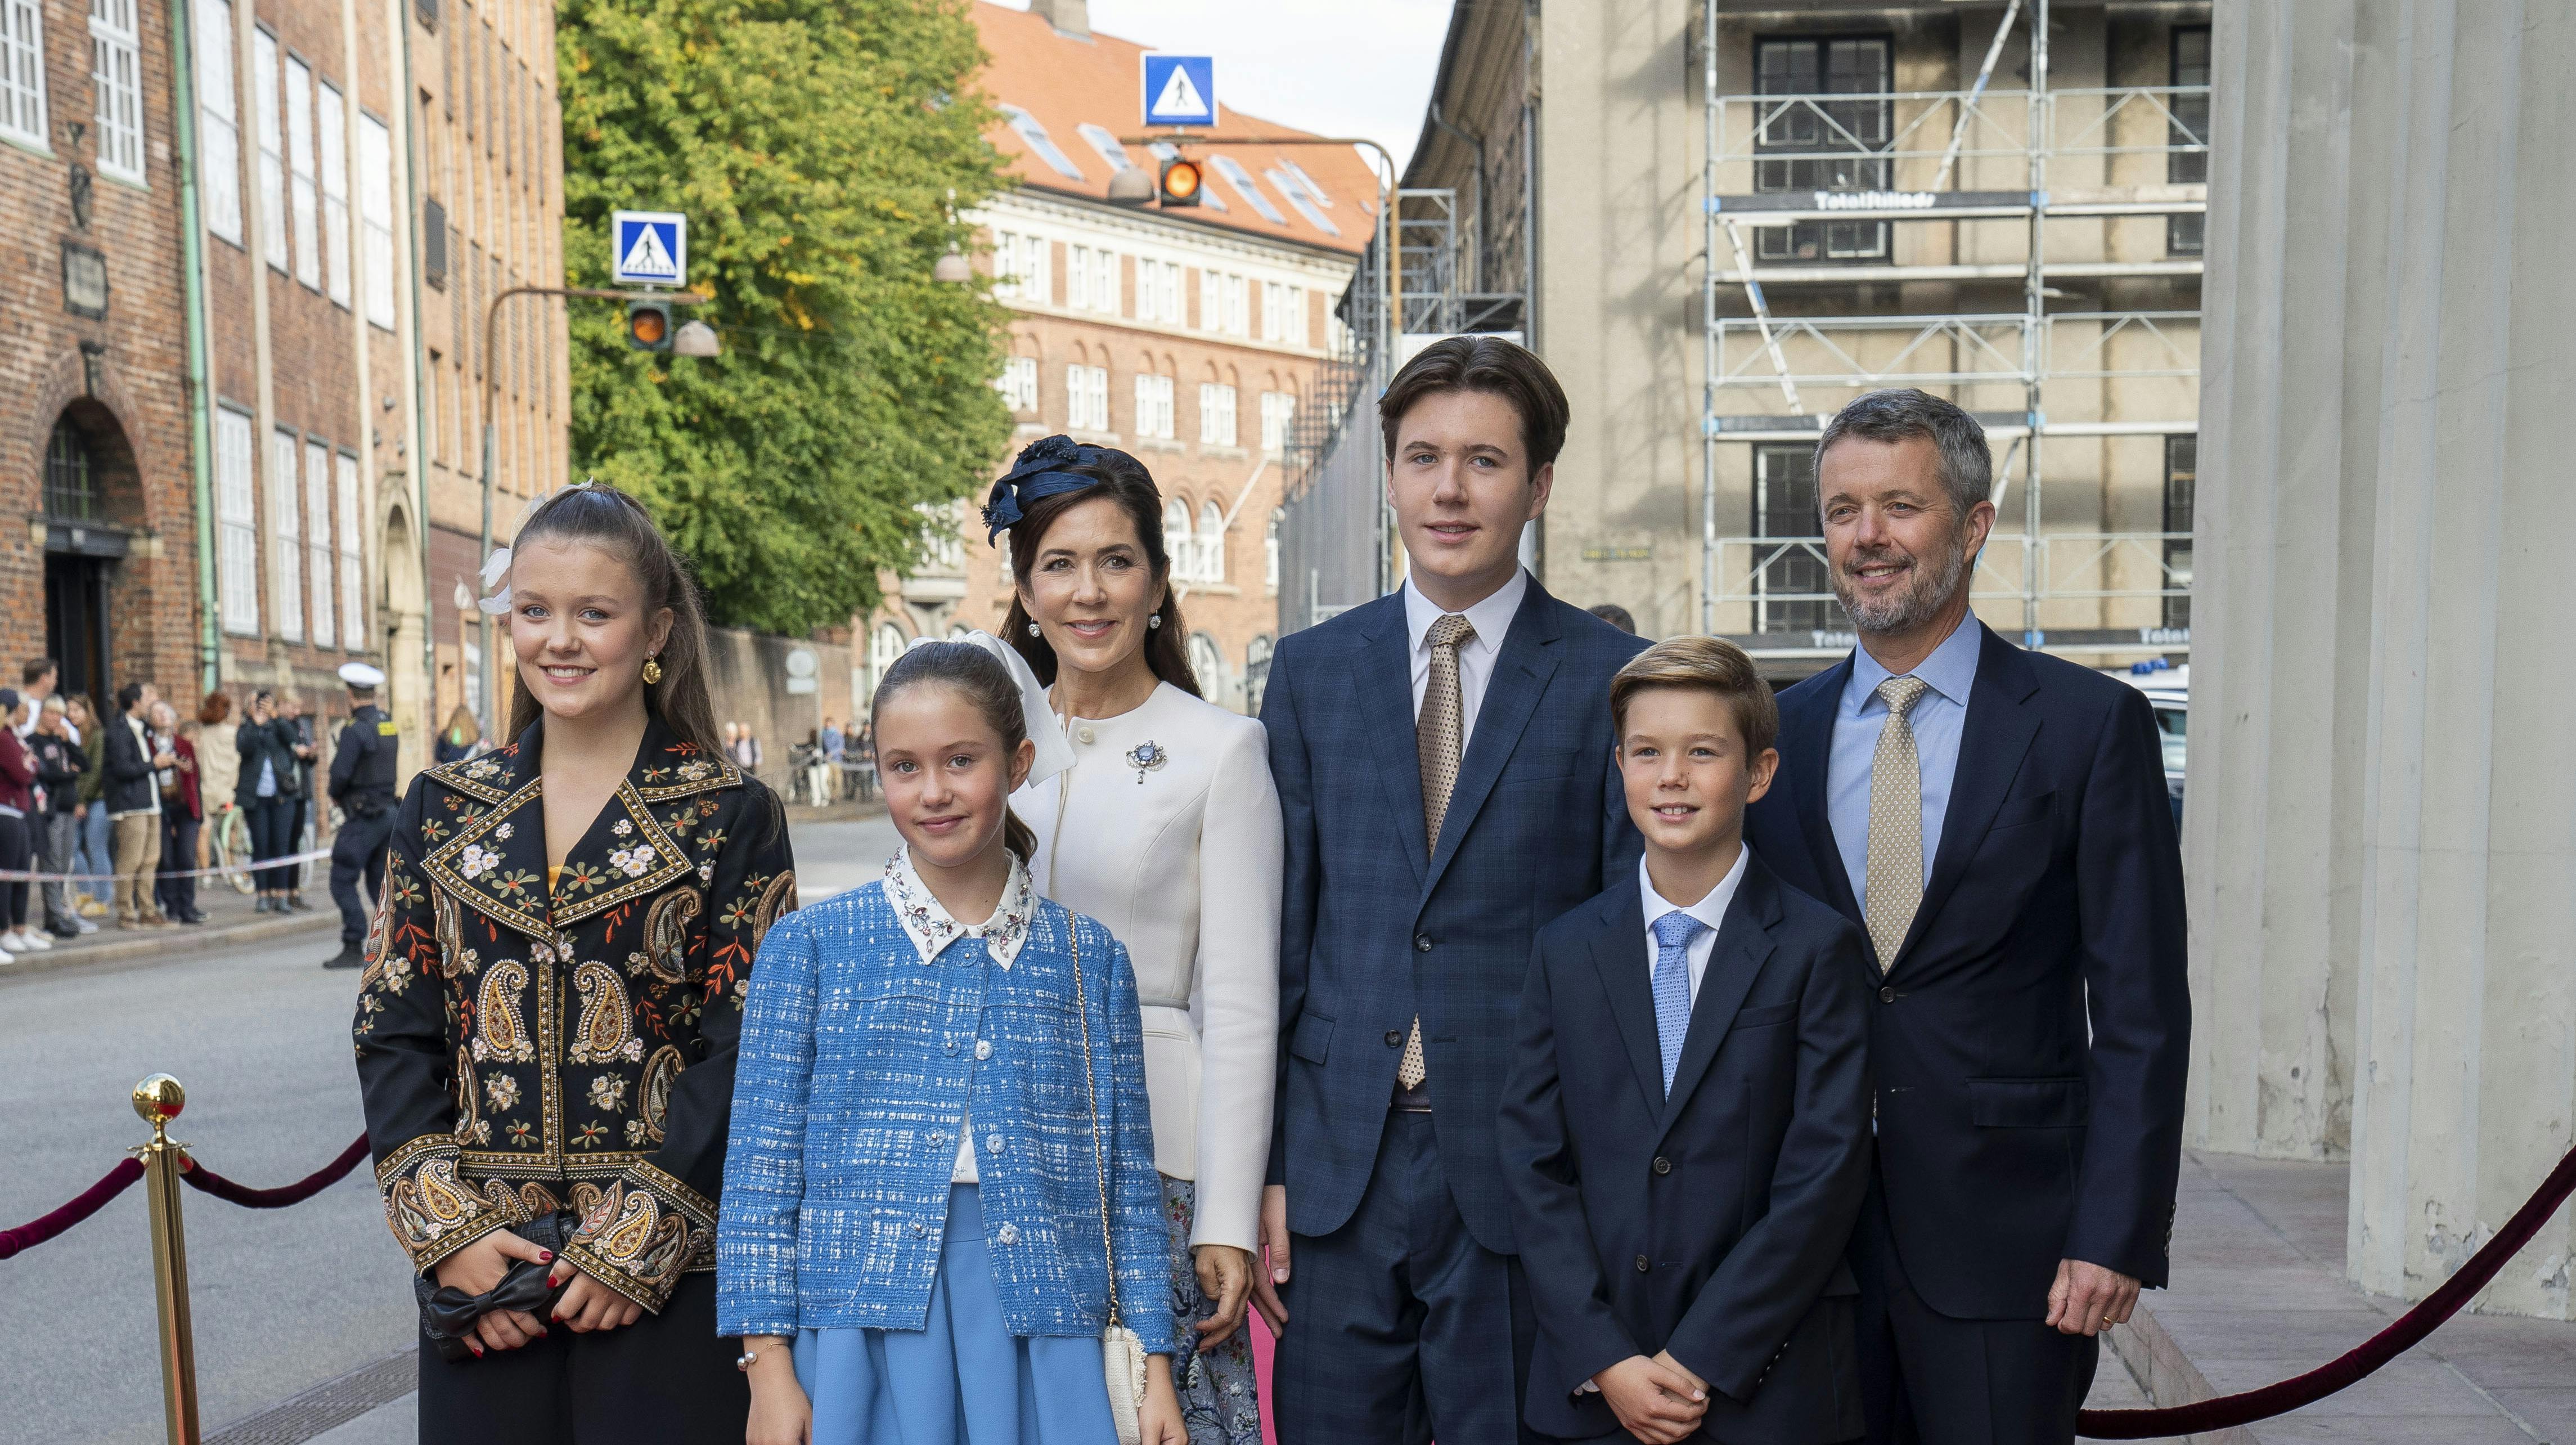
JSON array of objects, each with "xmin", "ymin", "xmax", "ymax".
[
  {"xmin": 353, "ymin": 485, "xmax": 796, "ymax": 1442},
  {"xmin": 721, "ymin": 638, "xmax": 1185, "ymax": 1445}
]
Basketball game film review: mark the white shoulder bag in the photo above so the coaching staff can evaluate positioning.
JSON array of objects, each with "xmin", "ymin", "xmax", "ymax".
[{"xmin": 1069, "ymin": 923, "xmax": 1149, "ymax": 1444}]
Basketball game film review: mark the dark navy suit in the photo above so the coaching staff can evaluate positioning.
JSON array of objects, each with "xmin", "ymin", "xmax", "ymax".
[
  {"xmin": 1500, "ymin": 850, "xmax": 1872, "ymax": 1444},
  {"xmin": 1262, "ymin": 577, "xmax": 1646, "ymax": 1443},
  {"xmin": 1744, "ymin": 623, "xmax": 2189, "ymax": 1444}
]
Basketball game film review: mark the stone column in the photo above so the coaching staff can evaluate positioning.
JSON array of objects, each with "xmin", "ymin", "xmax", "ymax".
[{"xmin": 2195, "ymin": 0, "xmax": 2576, "ymax": 1318}]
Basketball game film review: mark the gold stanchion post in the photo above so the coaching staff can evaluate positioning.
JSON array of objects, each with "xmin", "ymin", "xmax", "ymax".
[{"xmin": 132, "ymin": 1074, "xmax": 201, "ymax": 1445}]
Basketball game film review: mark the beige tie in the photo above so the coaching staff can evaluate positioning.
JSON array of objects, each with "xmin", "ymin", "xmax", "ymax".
[
  {"xmin": 1400, "ymin": 613, "xmax": 1474, "ymax": 1091},
  {"xmin": 1863, "ymin": 676, "xmax": 1932, "ymax": 971}
]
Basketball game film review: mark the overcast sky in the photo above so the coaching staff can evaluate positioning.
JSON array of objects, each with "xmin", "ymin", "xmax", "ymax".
[{"xmin": 995, "ymin": 0, "xmax": 1455, "ymax": 172}]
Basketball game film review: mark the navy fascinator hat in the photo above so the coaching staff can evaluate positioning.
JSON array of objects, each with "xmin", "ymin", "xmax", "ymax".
[{"xmin": 982, "ymin": 434, "xmax": 1108, "ymax": 544}]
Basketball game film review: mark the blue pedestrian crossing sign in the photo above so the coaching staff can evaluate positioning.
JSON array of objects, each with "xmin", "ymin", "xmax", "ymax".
[
  {"xmin": 1141, "ymin": 55, "xmax": 1216, "ymax": 128},
  {"xmin": 611, "ymin": 210, "xmax": 687, "ymax": 287}
]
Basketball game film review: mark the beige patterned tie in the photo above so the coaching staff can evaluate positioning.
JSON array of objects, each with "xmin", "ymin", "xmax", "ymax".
[
  {"xmin": 1863, "ymin": 676, "xmax": 1932, "ymax": 971},
  {"xmin": 1399, "ymin": 613, "xmax": 1474, "ymax": 1091}
]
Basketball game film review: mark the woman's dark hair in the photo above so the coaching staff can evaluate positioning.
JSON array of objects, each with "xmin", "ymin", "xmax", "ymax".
[
  {"xmin": 997, "ymin": 450, "xmax": 1201, "ymax": 697},
  {"xmin": 198, "ymin": 692, "xmax": 232, "ymax": 726},
  {"xmin": 869, "ymin": 642, "xmax": 1039, "ymax": 861},
  {"xmin": 501, "ymin": 483, "xmax": 722, "ymax": 759}
]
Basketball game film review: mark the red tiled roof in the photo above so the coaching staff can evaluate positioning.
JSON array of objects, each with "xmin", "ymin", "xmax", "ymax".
[{"xmin": 970, "ymin": 2, "xmax": 1379, "ymax": 257}]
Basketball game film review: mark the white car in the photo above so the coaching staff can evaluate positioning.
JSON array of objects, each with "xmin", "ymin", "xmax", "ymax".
[{"xmin": 2113, "ymin": 662, "xmax": 2187, "ymax": 824}]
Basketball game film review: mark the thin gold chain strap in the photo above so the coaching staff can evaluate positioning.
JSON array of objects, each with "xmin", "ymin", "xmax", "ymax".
[{"xmin": 1066, "ymin": 920, "xmax": 1121, "ymax": 1327}]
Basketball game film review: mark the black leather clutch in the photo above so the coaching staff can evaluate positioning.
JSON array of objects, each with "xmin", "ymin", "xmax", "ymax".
[{"xmin": 413, "ymin": 1209, "xmax": 576, "ymax": 1362}]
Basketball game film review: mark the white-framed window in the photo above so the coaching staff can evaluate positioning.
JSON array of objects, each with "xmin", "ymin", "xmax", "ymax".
[
  {"xmin": 1076, "ymin": 121, "xmax": 1132, "ymax": 175},
  {"xmin": 1198, "ymin": 268, "xmax": 1219, "ymax": 331},
  {"xmin": 1133, "ymin": 374, "xmax": 1174, "ymax": 439},
  {"xmin": 268, "ymin": 428, "xmax": 303, "ymax": 640},
  {"xmin": 253, "ymin": 31, "xmax": 286, "ymax": 271},
  {"xmin": 1136, "ymin": 258, "xmax": 1181, "ymax": 325},
  {"xmin": 304, "ymin": 438, "xmax": 335, "ymax": 648},
  {"xmin": 1066, "ymin": 364, "xmax": 1108, "ymax": 432},
  {"xmin": 998, "ymin": 355, "xmax": 1039, "ymax": 412},
  {"xmin": 1198, "ymin": 383, "xmax": 1237, "ymax": 446},
  {"xmin": 88, "ymin": 0, "xmax": 144, "ymax": 183},
  {"xmin": 865, "ymin": 622, "xmax": 906, "ymax": 706},
  {"xmin": 1223, "ymin": 275, "xmax": 1248, "ymax": 337},
  {"xmin": 915, "ymin": 501, "xmax": 965, "ymax": 572},
  {"xmin": 1197, "ymin": 500, "xmax": 1226, "ymax": 583},
  {"xmin": 1267, "ymin": 166, "xmax": 1339, "ymax": 236},
  {"xmin": 285, "ymin": 54, "xmax": 320, "ymax": 290},
  {"xmin": 358, "ymin": 113, "xmax": 395, "ymax": 328},
  {"xmin": 1164, "ymin": 499, "xmax": 1195, "ymax": 583},
  {"xmin": 1266, "ymin": 508, "xmax": 1283, "ymax": 593},
  {"xmin": 0, "ymin": 0, "xmax": 50, "ymax": 149},
  {"xmin": 195, "ymin": 0, "xmax": 240, "ymax": 242},
  {"xmin": 1260, "ymin": 391, "xmax": 1297, "ymax": 452},
  {"xmin": 1262, "ymin": 282, "xmax": 1309, "ymax": 346},
  {"xmin": 1067, "ymin": 245, "xmax": 1118, "ymax": 315},
  {"xmin": 215, "ymin": 409, "xmax": 259, "ymax": 635},
  {"xmin": 316, "ymin": 82, "xmax": 350, "ymax": 306},
  {"xmin": 993, "ymin": 230, "xmax": 1048, "ymax": 302},
  {"xmin": 1210, "ymin": 154, "xmax": 1287, "ymax": 223},
  {"xmin": 336, "ymin": 452, "xmax": 363, "ymax": 645},
  {"xmin": 998, "ymin": 103, "xmax": 1085, "ymax": 181}
]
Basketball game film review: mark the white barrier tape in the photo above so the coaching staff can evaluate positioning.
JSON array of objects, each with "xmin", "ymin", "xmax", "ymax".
[{"xmin": 0, "ymin": 845, "xmax": 336, "ymax": 883}]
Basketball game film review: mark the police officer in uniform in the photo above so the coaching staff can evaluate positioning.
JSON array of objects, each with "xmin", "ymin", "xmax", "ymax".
[{"xmin": 323, "ymin": 662, "xmax": 398, "ymax": 969}]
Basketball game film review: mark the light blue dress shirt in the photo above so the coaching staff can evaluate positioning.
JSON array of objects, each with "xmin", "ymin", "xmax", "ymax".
[{"xmin": 1827, "ymin": 617, "xmax": 1982, "ymax": 913}]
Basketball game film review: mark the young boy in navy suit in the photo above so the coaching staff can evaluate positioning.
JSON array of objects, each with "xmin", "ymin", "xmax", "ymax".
[{"xmin": 1500, "ymin": 637, "xmax": 1873, "ymax": 1443}]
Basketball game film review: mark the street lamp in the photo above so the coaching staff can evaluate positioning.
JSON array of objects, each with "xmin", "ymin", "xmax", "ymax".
[
  {"xmin": 475, "ymin": 284, "xmax": 707, "ymax": 742},
  {"xmin": 933, "ymin": 246, "xmax": 974, "ymax": 284},
  {"xmin": 1106, "ymin": 165, "xmax": 1157, "ymax": 206},
  {"xmin": 672, "ymin": 319, "xmax": 722, "ymax": 358}
]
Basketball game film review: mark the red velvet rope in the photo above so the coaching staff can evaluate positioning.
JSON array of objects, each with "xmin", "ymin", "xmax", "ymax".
[
  {"xmin": 0, "ymin": 1157, "xmax": 146, "ymax": 1260},
  {"xmin": 2079, "ymin": 1141, "xmax": 2576, "ymax": 1438},
  {"xmin": 178, "ymin": 1134, "xmax": 372, "ymax": 1209}
]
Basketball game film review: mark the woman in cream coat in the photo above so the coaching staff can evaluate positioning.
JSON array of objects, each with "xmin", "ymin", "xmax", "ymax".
[{"xmin": 987, "ymin": 437, "xmax": 1283, "ymax": 1445}]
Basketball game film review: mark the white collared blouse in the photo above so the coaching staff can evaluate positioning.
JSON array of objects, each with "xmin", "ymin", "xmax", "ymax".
[{"xmin": 1014, "ymin": 681, "xmax": 1284, "ymax": 1254}]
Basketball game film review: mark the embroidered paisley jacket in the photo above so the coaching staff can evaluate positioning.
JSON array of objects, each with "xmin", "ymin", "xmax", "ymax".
[{"xmin": 352, "ymin": 717, "xmax": 798, "ymax": 1313}]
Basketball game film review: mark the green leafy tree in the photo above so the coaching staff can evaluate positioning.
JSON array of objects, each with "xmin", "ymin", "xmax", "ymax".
[{"xmin": 559, "ymin": 0, "xmax": 1011, "ymax": 634}]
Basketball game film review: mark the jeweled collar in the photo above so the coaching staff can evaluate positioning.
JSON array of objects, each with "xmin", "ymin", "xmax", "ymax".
[{"xmin": 882, "ymin": 845, "xmax": 1035, "ymax": 970}]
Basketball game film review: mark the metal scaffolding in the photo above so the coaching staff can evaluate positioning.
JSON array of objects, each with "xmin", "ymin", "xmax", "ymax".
[{"xmin": 1699, "ymin": 0, "xmax": 2209, "ymax": 656}]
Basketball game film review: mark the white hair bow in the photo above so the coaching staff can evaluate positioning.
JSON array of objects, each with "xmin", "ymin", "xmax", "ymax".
[{"xmin": 906, "ymin": 631, "xmax": 1077, "ymax": 787}]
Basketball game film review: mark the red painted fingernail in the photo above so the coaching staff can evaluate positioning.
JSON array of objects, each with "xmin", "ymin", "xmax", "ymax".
[
  {"xmin": 540, "ymin": 1251, "xmax": 553, "ymax": 1261},
  {"xmin": 469, "ymin": 1344, "xmax": 484, "ymax": 1357}
]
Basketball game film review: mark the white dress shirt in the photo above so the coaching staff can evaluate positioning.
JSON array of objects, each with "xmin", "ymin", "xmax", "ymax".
[
  {"xmin": 882, "ymin": 845, "xmax": 1035, "ymax": 1184},
  {"xmin": 1401, "ymin": 567, "xmax": 1530, "ymax": 744},
  {"xmin": 1014, "ymin": 682, "xmax": 1283, "ymax": 1253},
  {"xmin": 1639, "ymin": 844, "xmax": 1752, "ymax": 1006}
]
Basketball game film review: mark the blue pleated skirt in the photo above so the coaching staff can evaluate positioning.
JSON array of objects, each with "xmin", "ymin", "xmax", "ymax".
[{"xmin": 795, "ymin": 1184, "xmax": 1117, "ymax": 1445}]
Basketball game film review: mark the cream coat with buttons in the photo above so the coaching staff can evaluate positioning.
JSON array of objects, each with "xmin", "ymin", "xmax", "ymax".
[{"xmin": 1015, "ymin": 682, "xmax": 1283, "ymax": 1254}]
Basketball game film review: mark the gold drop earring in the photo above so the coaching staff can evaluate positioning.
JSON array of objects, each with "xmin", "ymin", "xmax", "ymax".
[{"xmin": 642, "ymin": 656, "xmax": 663, "ymax": 685}]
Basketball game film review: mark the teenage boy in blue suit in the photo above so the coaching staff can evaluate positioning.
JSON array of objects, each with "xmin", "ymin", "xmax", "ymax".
[
  {"xmin": 1502, "ymin": 637, "xmax": 1873, "ymax": 1444},
  {"xmin": 1257, "ymin": 336, "xmax": 1649, "ymax": 1443}
]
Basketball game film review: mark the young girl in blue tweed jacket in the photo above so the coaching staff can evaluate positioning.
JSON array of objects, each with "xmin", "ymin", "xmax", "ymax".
[{"xmin": 720, "ymin": 636, "xmax": 1185, "ymax": 1445}]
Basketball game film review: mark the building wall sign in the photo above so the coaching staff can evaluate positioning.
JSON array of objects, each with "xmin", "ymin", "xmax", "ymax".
[{"xmin": 61, "ymin": 243, "xmax": 109, "ymax": 319}]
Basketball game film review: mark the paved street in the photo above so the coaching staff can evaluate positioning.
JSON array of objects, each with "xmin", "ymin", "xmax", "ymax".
[{"xmin": 0, "ymin": 816, "xmax": 894, "ymax": 1445}]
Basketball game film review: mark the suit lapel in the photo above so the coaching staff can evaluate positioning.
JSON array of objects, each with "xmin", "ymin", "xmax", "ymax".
[
  {"xmin": 1658, "ymin": 856, "xmax": 1781, "ymax": 1137},
  {"xmin": 1354, "ymin": 596, "xmax": 1430, "ymax": 888},
  {"xmin": 1423, "ymin": 585, "xmax": 1562, "ymax": 897},
  {"xmin": 1896, "ymin": 626, "xmax": 2042, "ymax": 971},
  {"xmin": 1784, "ymin": 658, "xmax": 1861, "ymax": 922},
  {"xmin": 1584, "ymin": 886, "xmax": 1667, "ymax": 1115}
]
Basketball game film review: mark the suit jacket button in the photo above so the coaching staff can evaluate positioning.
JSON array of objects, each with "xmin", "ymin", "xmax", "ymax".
[
  {"xmin": 1634, "ymin": 1255, "xmax": 1651, "ymax": 1273},
  {"xmin": 1415, "ymin": 934, "xmax": 1433, "ymax": 952},
  {"xmin": 1652, "ymin": 1156, "xmax": 1672, "ymax": 1175},
  {"xmin": 1385, "ymin": 1030, "xmax": 1404, "ymax": 1047},
  {"xmin": 1879, "ymin": 985, "xmax": 1896, "ymax": 1003}
]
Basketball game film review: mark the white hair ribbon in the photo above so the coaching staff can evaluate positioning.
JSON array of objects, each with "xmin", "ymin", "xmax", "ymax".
[
  {"xmin": 906, "ymin": 631, "xmax": 1077, "ymax": 788},
  {"xmin": 476, "ymin": 546, "xmax": 515, "ymax": 616}
]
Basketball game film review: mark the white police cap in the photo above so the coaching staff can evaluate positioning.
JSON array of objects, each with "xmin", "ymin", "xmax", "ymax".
[{"xmin": 338, "ymin": 662, "xmax": 386, "ymax": 689}]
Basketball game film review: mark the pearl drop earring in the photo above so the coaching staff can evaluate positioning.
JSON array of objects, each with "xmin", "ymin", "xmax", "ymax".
[
  {"xmin": 1148, "ymin": 614, "xmax": 1163, "ymax": 630},
  {"xmin": 1027, "ymin": 622, "xmax": 1042, "ymax": 638}
]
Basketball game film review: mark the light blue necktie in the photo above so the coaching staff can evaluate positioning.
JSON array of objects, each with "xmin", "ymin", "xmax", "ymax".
[{"xmin": 1651, "ymin": 910, "xmax": 1708, "ymax": 1096}]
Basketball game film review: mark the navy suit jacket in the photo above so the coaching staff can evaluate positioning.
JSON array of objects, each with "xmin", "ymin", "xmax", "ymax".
[
  {"xmin": 1262, "ymin": 579, "xmax": 1648, "ymax": 1251},
  {"xmin": 1500, "ymin": 851, "xmax": 1872, "ymax": 1443},
  {"xmin": 1743, "ymin": 623, "xmax": 2190, "ymax": 1320}
]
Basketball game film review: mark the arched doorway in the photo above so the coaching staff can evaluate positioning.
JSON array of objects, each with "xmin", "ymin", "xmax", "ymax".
[
  {"xmin": 380, "ymin": 498, "xmax": 428, "ymax": 789},
  {"xmin": 41, "ymin": 404, "xmax": 145, "ymax": 717}
]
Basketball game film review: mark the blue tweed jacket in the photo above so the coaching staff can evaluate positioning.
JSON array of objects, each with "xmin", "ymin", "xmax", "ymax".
[{"xmin": 716, "ymin": 862, "xmax": 1174, "ymax": 1353}]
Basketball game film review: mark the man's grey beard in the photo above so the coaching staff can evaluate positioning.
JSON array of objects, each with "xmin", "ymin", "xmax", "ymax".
[{"xmin": 1833, "ymin": 528, "xmax": 1972, "ymax": 635}]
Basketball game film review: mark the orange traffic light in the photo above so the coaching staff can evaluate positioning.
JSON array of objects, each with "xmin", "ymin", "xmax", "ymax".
[
  {"xmin": 1159, "ymin": 156, "xmax": 1203, "ymax": 208},
  {"xmin": 626, "ymin": 300, "xmax": 672, "ymax": 352}
]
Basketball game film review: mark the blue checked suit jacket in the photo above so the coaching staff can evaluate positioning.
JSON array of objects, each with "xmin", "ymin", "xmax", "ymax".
[{"xmin": 1262, "ymin": 579, "xmax": 1648, "ymax": 1252}]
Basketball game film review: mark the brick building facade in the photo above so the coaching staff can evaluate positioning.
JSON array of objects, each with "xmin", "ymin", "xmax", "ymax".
[
  {"xmin": 1, "ymin": 0, "xmax": 203, "ymax": 714},
  {"xmin": 856, "ymin": 0, "xmax": 1372, "ymax": 716}
]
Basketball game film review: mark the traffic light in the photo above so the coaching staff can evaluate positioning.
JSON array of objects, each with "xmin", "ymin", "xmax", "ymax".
[
  {"xmin": 626, "ymin": 299, "xmax": 672, "ymax": 353},
  {"xmin": 1158, "ymin": 155, "xmax": 1203, "ymax": 208}
]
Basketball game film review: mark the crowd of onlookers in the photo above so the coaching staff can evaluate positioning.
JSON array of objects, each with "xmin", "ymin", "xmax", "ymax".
[
  {"xmin": 0, "ymin": 657, "xmax": 348, "ymax": 964},
  {"xmin": 723, "ymin": 715, "xmax": 874, "ymax": 806}
]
